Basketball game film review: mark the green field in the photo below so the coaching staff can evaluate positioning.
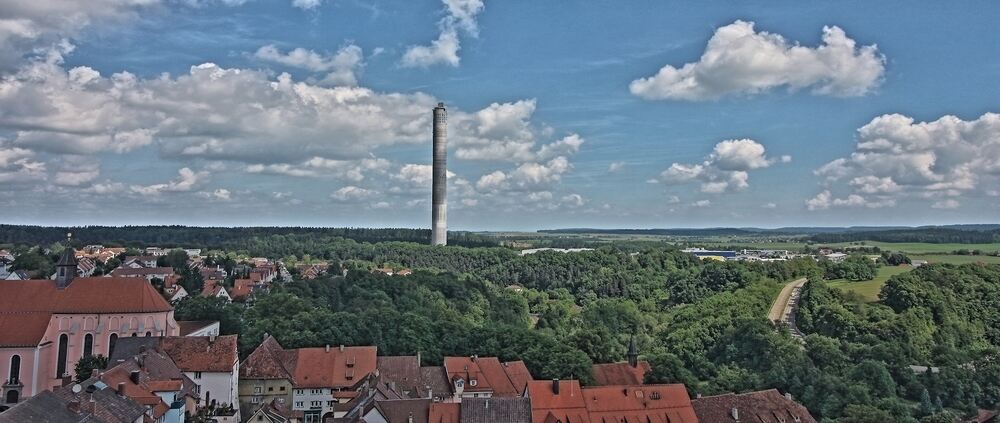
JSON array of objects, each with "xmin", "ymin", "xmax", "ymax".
[
  {"xmin": 911, "ymin": 254, "xmax": 1000, "ymax": 265},
  {"xmin": 827, "ymin": 265, "xmax": 913, "ymax": 302},
  {"xmin": 699, "ymin": 240, "xmax": 1000, "ymax": 254}
]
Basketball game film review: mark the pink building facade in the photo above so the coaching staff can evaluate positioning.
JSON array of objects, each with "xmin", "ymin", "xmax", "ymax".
[{"xmin": 0, "ymin": 262, "xmax": 178, "ymax": 411}]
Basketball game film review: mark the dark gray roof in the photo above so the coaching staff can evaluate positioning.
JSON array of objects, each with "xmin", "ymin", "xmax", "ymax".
[
  {"xmin": 377, "ymin": 356, "xmax": 422, "ymax": 397},
  {"xmin": 107, "ymin": 336, "xmax": 158, "ymax": 365},
  {"xmin": 459, "ymin": 397, "xmax": 531, "ymax": 423},
  {"xmin": 419, "ymin": 366, "xmax": 451, "ymax": 400},
  {"xmin": 374, "ymin": 399, "xmax": 432, "ymax": 423},
  {"xmin": 0, "ymin": 391, "xmax": 84, "ymax": 423}
]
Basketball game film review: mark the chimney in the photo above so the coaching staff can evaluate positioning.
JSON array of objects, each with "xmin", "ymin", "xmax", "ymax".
[
  {"xmin": 117, "ymin": 382, "xmax": 126, "ymax": 396},
  {"xmin": 209, "ymin": 334, "xmax": 216, "ymax": 344},
  {"xmin": 552, "ymin": 379, "xmax": 560, "ymax": 395},
  {"xmin": 408, "ymin": 412, "xmax": 414, "ymax": 423},
  {"xmin": 129, "ymin": 370, "xmax": 140, "ymax": 384},
  {"xmin": 339, "ymin": 345, "xmax": 345, "ymax": 352},
  {"xmin": 325, "ymin": 345, "xmax": 330, "ymax": 353},
  {"xmin": 785, "ymin": 392, "xmax": 793, "ymax": 401},
  {"xmin": 68, "ymin": 400, "xmax": 81, "ymax": 414},
  {"xmin": 731, "ymin": 407, "xmax": 739, "ymax": 421},
  {"xmin": 91, "ymin": 368, "xmax": 100, "ymax": 379}
]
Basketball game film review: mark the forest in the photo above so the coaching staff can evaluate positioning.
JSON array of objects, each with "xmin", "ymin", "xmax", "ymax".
[{"xmin": 809, "ymin": 227, "xmax": 1000, "ymax": 244}]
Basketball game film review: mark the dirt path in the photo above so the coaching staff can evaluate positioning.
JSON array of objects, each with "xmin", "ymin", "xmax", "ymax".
[{"xmin": 769, "ymin": 278, "xmax": 808, "ymax": 340}]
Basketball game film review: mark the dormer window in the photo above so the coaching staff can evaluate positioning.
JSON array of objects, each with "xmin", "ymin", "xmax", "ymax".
[
  {"xmin": 469, "ymin": 379, "xmax": 478, "ymax": 387},
  {"xmin": 455, "ymin": 379, "xmax": 464, "ymax": 388}
]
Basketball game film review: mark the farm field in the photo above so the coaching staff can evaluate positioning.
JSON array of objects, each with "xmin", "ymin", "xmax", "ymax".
[
  {"xmin": 912, "ymin": 254, "xmax": 1000, "ymax": 264},
  {"xmin": 700, "ymin": 241, "xmax": 1000, "ymax": 254},
  {"xmin": 827, "ymin": 265, "xmax": 913, "ymax": 302}
]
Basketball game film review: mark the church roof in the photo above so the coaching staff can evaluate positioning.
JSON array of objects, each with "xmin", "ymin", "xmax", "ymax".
[{"xmin": 0, "ymin": 277, "xmax": 173, "ymax": 347}]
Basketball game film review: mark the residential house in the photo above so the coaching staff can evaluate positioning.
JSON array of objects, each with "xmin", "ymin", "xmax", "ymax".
[
  {"xmin": 109, "ymin": 266, "xmax": 176, "ymax": 281},
  {"xmin": 160, "ymin": 335, "xmax": 241, "ymax": 422},
  {"xmin": 177, "ymin": 321, "xmax": 219, "ymax": 337},
  {"xmin": 244, "ymin": 398, "xmax": 302, "ymax": 423},
  {"xmin": 428, "ymin": 403, "xmax": 460, "ymax": 423},
  {"xmin": 362, "ymin": 398, "xmax": 432, "ymax": 423},
  {"xmin": 239, "ymin": 336, "xmax": 378, "ymax": 422},
  {"xmin": 581, "ymin": 384, "xmax": 698, "ymax": 423},
  {"xmin": 524, "ymin": 379, "xmax": 590, "ymax": 423},
  {"xmin": 0, "ymin": 386, "xmax": 146, "ymax": 422},
  {"xmin": 101, "ymin": 343, "xmax": 200, "ymax": 423},
  {"xmin": 0, "ymin": 248, "xmax": 179, "ymax": 408},
  {"xmin": 122, "ymin": 256, "xmax": 159, "ymax": 269},
  {"xmin": 692, "ymin": 389, "xmax": 816, "ymax": 423},
  {"xmin": 459, "ymin": 397, "xmax": 531, "ymax": 423},
  {"xmin": 201, "ymin": 280, "xmax": 232, "ymax": 302},
  {"xmin": 443, "ymin": 356, "xmax": 532, "ymax": 401}
]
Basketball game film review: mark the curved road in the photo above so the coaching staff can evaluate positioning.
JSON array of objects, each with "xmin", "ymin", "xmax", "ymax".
[{"xmin": 768, "ymin": 278, "xmax": 808, "ymax": 341}]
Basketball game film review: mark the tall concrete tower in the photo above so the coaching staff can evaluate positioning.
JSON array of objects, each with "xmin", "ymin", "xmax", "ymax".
[{"xmin": 431, "ymin": 102, "xmax": 448, "ymax": 246}]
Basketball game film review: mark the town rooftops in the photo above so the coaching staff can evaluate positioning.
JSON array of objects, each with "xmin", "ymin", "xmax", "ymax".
[
  {"xmin": 525, "ymin": 380, "xmax": 590, "ymax": 423},
  {"xmin": 460, "ymin": 397, "xmax": 531, "ymax": 423},
  {"xmin": 177, "ymin": 320, "xmax": 219, "ymax": 336},
  {"xmin": 0, "ymin": 387, "xmax": 146, "ymax": 423},
  {"xmin": 581, "ymin": 384, "xmax": 698, "ymax": 423},
  {"xmin": 429, "ymin": 402, "xmax": 461, "ymax": 423},
  {"xmin": 377, "ymin": 355, "xmax": 422, "ymax": 396},
  {"xmin": 291, "ymin": 345, "xmax": 378, "ymax": 388},
  {"xmin": 241, "ymin": 335, "xmax": 295, "ymax": 380},
  {"xmin": 590, "ymin": 361, "xmax": 651, "ymax": 386},
  {"xmin": 373, "ymin": 398, "xmax": 433, "ymax": 423},
  {"xmin": 110, "ymin": 267, "xmax": 176, "ymax": 277},
  {"xmin": 444, "ymin": 356, "xmax": 531, "ymax": 397},
  {"xmin": 159, "ymin": 335, "xmax": 238, "ymax": 373},
  {"xmin": 691, "ymin": 389, "xmax": 817, "ymax": 423}
]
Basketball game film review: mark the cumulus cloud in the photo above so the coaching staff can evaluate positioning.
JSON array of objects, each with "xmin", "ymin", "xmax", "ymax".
[
  {"xmin": 331, "ymin": 185, "xmax": 377, "ymax": 201},
  {"xmin": 401, "ymin": 0, "xmax": 484, "ymax": 67},
  {"xmin": 0, "ymin": 145, "xmax": 46, "ymax": 183},
  {"xmin": 630, "ymin": 20, "xmax": 885, "ymax": 101},
  {"xmin": 809, "ymin": 112, "xmax": 1000, "ymax": 210},
  {"xmin": 131, "ymin": 167, "xmax": 207, "ymax": 196},
  {"xmin": 198, "ymin": 188, "xmax": 232, "ymax": 201},
  {"xmin": 451, "ymin": 100, "xmax": 585, "ymax": 163},
  {"xmin": 608, "ymin": 161, "xmax": 625, "ymax": 173},
  {"xmin": 254, "ymin": 44, "xmax": 363, "ymax": 86},
  {"xmin": 291, "ymin": 0, "xmax": 321, "ymax": 9},
  {"xmin": 656, "ymin": 139, "xmax": 785, "ymax": 193},
  {"xmin": 805, "ymin": 190, "xmax": 896, "ymax": 210}
]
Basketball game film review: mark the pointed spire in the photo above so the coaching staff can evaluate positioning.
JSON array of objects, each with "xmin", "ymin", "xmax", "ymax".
[
  {"xmin": 627, "ymin": 335, "xmax": 638, "ymax": 368},
  {"xmin": 55, "ymin": 232, "xmax": 77, "ymax": 288}
]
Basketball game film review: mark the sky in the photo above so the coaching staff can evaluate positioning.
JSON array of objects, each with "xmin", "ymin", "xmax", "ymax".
[{"xmin": 1, "ymin": 1, "xmax": 998, "ymax": 230}]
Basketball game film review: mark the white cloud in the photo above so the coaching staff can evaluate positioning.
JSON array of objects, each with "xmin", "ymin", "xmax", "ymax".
[
  {"xmin": 401, "ymin": 0, "xmax": 484, "ymax": 67},
  {"xmin": 805, "ymin": 189, "xmax": 896, "ymax": 210},
  {"xmin": 254, "ymin": 44, "xmax": 363, "ymax": 86},
  {"xmin": 931, "ymin": 199, "xmax": 960, "ymax": 209},
  {"xmin": 0, "ymin": 145, "xmax": 46, "ymax": 183},
  {"xmin": 291, "ymin": 0, "xmax": 321, "ymax": 9},
  {"xmin": 692, "ymin": 199, "xmax": 711, "ymax": 208},
  {"xmin": 561, "ymin": 193, "xmax": 584, "ymax": 207},
  {"xmin": 811, "ymin": 112, "xmax": 1000, "ymax": 210},
  {"xmin": 629, "ymin": 20, "xmax": 885, "ymax": 101},
  {"xmin": 657, "ymin": 139, "xmax": 783, "ymax": 193},
  {"xmin": 608, "ymin": 161, "xmax": 625, "ymax": 173},
  {"xmin": 331, "ymin": 185, "xmax": 377, "ymax": 201},
  {"xmin": 198, "ymin": 188, "xmax": 232, "ymax": 201},
  {"xmin": 52, "ymin": 156, "xmax": 100, "ymax": 186},
  {"xmin": 762, "ymin": 202, "xmax": 777, "ymax": 209},
  {"xmin": 131, "ymin": 167, "xmax": 207, "ymax": 196}
]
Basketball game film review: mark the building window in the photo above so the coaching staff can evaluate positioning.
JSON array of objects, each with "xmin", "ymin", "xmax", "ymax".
[
  {"xmin": 327, "ymin": 401, "xmax": 334, "ymax": 407},
  {"xmin": 194, "ymin": 372, "xmax": 202, "ymax": 379},
  {"xmin": 251, "ymin": 396, "xmax": 262, "ymax": 404},
  {"xmin": 280, "ymin": 386, "xmax": 286, "ymax": 391},
  {"xmin": 310, "ymin": 401, "xmax": 321, "ymax": 407},
  {"xmin": 83, "ymin": 334, "xmax": 94, "ymax": 358},
  {"xmin": 294, "ymin": 401, "xmax": 304, "ymax": 408},
  {"xmin": 56, "ymin": 334, "xmax": 69, "ymax": 378},
  {"xmin": 268, "ymin": 387, "xmax": 274, "ymax": 392},
  {"xmin": 145, "ymin": 332, "xmax": 152, "ymax": 337},
  {"xmin": 7, "ymin": 355, "xmax": 20, "ymax": 384},
  {"xmin": 254, "ymin": 386, "xmax": 262, "ymax": 393},
  {"xmin": 108, "ymin": 333, "xmax": 118, "ymax": 357}
]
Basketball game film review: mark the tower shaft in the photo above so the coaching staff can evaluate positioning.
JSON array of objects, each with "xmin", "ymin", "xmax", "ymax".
[{"xmin": 431, "ymin": 103, "xmax": 448, "ymax": 246}]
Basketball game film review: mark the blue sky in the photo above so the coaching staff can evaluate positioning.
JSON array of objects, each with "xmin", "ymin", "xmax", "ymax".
[{"xmin": 1, "ymin": 1, "xmax": 998, "ymax": 230}]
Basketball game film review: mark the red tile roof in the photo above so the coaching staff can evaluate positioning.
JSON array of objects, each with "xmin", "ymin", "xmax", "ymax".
[
  {"xmin": 0, "ymin": 277, "xmax": 172, "ymax": 314},
  {"xmin": 240, "ymin": 335, "xmax": 295, "ymax": 380},
  {"xmin": 428, "ymin": 403, "xmax": 460, "ymax": 423},
  {"xmin": 525, "ymin": 380, "xmax": 591, "ymax": 423},
  {"xmin": 443, "ymin": 356, "xmax": 530, "ymax": 397},
  {"xmin": 0, "ymin": 312, "xmax": 54, "ymax": 347},
  {"xmin": 291, "ymin": 346, "xmax": 377, "ymax": 388},
  {"xmin": 582, "ymin": 384, "xmax": 698, "ymax": 423},
  {"xmin": 159, "ymin": 335, "xmax": 238, "ymax": 373},
  {"xmin": 691, "ymin": 389, "xmax": 817, "ymax": 423},
  {"xmin": 231, "ymin": 278, "xmax": 252, "ymax": 301},
  {"xmin": 590, "ymin": 361, "xmax": 651, "ymax": 386}
]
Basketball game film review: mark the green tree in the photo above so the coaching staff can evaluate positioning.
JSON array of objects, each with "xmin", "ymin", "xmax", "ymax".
[{"xmin": 74, "ymin": 355, "xmax": 109, "ymax": 382}]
